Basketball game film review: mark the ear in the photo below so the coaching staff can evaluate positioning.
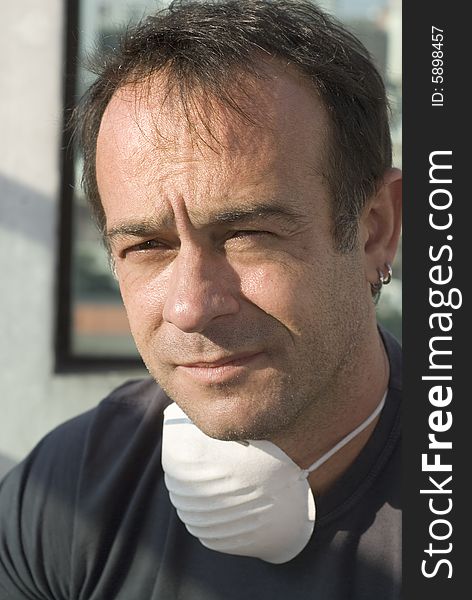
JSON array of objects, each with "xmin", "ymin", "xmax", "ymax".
[{"xmin": 360, "ymin": 168, "xmax": 402, "ymax": 286}]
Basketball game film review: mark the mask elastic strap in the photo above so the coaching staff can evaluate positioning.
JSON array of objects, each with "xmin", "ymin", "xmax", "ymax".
[{"xmin": 306, "ymin": 390, "xmax": 387, "ymax": 474}]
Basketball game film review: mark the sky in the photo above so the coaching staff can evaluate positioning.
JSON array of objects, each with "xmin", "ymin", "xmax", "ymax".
[{"xmin": 336, "ymin": 0, "xmax": 388, "ymax": 19}]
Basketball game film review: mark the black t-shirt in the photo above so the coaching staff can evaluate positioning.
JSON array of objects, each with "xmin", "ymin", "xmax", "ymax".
[{"xmin": 0, "ymin": 331, "xmax": 401, "ymax": 600}]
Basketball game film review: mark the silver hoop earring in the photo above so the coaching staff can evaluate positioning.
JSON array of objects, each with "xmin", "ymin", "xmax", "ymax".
[
  {"xmin": 378, "ymin": 263, "xmax": 392, "ymax": 286},
  {"xmin": 371, "ymin": 263, "xmax": 392, "ymax": 303}
]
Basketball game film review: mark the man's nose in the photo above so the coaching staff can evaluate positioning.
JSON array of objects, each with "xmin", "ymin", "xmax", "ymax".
[{"xmin": 162, "ymin": 245, "xmax": 240, "ymax": 333}]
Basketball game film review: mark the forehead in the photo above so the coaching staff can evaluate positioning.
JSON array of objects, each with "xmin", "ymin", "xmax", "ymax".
[
  {"xmin": 96, "ymin": 63, "xmax": 331, "ymax": 225},
  {"xmin": 98, "ymin": 62, "xmax": 329, "ymax": 162}
]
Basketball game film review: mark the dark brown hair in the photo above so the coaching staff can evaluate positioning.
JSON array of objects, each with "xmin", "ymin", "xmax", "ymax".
[{"xmin": 75, "ymin": 0, "xmax": 392, "ymax": 252}]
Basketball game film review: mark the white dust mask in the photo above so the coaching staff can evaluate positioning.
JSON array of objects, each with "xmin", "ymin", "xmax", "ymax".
[{"xmin": 162, "ymin": 394, "xmax": 386, "ymax": 564}]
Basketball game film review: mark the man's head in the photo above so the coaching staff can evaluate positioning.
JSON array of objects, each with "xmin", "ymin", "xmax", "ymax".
[
  {"xmin": 78, "ymin": 0, "xmax": 401, "ymax": 446},
  {"xmin": 78, "ymin": 0, "xmax": 393, "ymax": 253}
]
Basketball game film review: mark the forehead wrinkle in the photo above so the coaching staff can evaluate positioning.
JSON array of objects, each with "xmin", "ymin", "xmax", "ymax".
[
  {"xmin": 105, "ymin": 214, "xmax": 174, "ymax": 245},
  {"xmin": 105, "ymin": 198, "xmax": 310, "ymax": 246},
  {"xmin": 105, "ymin": 198, "xmax": 209, "ymax": 239}
]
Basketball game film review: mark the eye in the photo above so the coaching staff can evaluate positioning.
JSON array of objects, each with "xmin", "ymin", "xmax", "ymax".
[
  {"xmin": 228, "ymin": 230, "xmax": 272, "ymax": 239},
  {"xmin": 122, "ymin": 239, "xmax": 171, "ymax": 257},
  {"xmin": 223, "ymin": 230, "xmax": 276, "ymax": 253}
]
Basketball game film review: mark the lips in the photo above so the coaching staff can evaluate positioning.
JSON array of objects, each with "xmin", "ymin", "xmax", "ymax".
[
  {"xmin": 180, "ymin": 351, "xmax": 262, "ymax": 369},
  {"xmin": 176, "ymin": 351, "xmax": 265, "ymax": 384}
]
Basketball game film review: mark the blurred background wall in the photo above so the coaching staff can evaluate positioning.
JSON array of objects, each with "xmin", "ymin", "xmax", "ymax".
[
  {"xmin": 0, "ymin": 0, "xmax": 401, "ymax": 480},
  {"xmin": 0, "ymin": 1, "xmax": 144, "ymax": 479}
]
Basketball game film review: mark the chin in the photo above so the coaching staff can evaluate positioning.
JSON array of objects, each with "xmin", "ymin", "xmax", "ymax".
[
  {"xmin": 174, "ymin": 390, "xmax": 294, "ymax": 442},
  {"xmin": 179, "ymin": 394, "xmax": 256, "ymax": 438},
  {"xmin": 150, "ymin": 360, "xmax": 301, "ymax": 440}
]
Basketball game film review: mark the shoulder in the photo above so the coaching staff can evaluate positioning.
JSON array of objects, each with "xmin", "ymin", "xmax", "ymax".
[
  {"xmin": 83, "ymin": 377, "xmax": 171, "ymax": 440},
  {"xmin": 0, "ymin": 378, "xmax": 170, "ymax": 598},
  {"xmin": 9, "ymin": 376, "xmax": 171, "ymax": 514},
  {"xmin": 72, "ymin": 378, "xmax": 171, "ymax": 494},
  {"xmin": 42, "ymin": 377, "xmax": 169, "ymax": 459},
  {"xmin": 3, "ymin": 377, "xmax": 168, "ymax": 484}
]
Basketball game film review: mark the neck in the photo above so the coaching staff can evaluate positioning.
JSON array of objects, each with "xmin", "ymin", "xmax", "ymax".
[{"xmin": 272, "ymin": 326, "xmax": 389, "ymax": 495}]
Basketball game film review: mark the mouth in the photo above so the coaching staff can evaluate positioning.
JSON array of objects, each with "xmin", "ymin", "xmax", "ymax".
[{"xmin": 176, "ymin": 351, "xmax": 265, "ymax": 383}]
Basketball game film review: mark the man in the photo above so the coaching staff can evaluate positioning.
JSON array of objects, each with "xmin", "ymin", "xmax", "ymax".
[{"xmin": 0, "ymin": 1, "xmax": 402, "ymax": 598}]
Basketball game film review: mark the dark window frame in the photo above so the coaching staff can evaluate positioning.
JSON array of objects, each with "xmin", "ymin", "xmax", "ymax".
[{"xmin": 55, "ymin": 0, "xmax": 143, "ymax": 372}]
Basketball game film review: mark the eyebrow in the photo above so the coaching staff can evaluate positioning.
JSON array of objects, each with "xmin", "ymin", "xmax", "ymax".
[{"xmin": 105, "ymin": 202, "xmax": 308, "ymax": 246}]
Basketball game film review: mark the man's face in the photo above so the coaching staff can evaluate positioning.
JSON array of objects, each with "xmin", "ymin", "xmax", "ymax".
[{"xmin": 96, "ymin": 67, "xmax": 374, "ymax": 441}]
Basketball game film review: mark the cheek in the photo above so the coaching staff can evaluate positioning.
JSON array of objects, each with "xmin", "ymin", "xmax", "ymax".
[
  {"xmin": 118, "ymin": 272, "xmax": 168, "ymax": 341},
  {"xmin": 239, "ymin": 263, "xmax": 323, "ymax": 333}
]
